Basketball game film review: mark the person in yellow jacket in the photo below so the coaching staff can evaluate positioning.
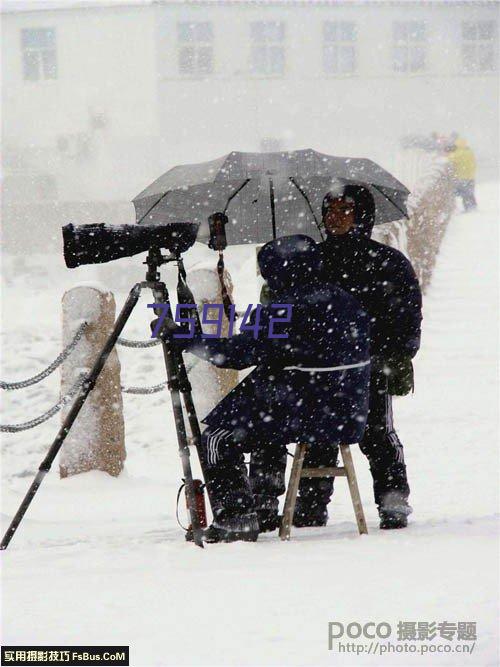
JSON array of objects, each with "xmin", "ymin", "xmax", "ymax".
[{"xmin": 447, "ymin": 137, "xmax": 477, "ymax": 211}]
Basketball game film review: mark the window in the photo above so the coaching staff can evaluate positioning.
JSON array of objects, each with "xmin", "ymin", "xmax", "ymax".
[
  {"xmin": 250, "ymin": 21, "xmax": 285, "ymax": 76},
  {"xmin": 21, "ymin": 28, "xmax": 57, "ymax": 81},
  {"xmin": 393, "ymin": 21, "xmax": 426, "ymax": 73},
  {"xmin": 462, "ymin": 21, "xmax": 497, "ymax": 73},
  {"xmin": 323, "ymin": 21, "xmax": 357, "ymax": 74},
  {"xmin": 177, "ymin": 22, "xmax": 213, "ymax": 76}
]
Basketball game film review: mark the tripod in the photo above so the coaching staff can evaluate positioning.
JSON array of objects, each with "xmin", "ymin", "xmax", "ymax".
[{"xmin": 1, "ymin": 247, "xmax": 207, "ymax": 550}]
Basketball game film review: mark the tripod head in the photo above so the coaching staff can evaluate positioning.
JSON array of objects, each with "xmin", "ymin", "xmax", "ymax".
[
  {"xmin": 144, "ymin": 245, "xmax": 202, "ymax": 337},
  {"xmin": 144, "ymin": 245, "xmax": 181, "ymax": 282}
]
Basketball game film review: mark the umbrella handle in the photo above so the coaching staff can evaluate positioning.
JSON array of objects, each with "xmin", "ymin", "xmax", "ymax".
[{"xmin": 216, "ymin": 252, "xmax": 236, "ymax": 321}]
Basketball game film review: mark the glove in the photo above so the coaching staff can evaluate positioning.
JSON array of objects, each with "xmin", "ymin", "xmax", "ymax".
[
  {"xmin": 150, "ymin": 318, "xmax": 192, "ymax": 350},
  {"xmin": 378, "ymin": 355, "xmax": 415, "ymax": 396}
]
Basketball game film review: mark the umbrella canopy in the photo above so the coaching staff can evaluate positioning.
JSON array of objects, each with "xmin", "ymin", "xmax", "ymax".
[{"xmin": 133, "ymin": 149, "xmax": 410, "ymax": 245}]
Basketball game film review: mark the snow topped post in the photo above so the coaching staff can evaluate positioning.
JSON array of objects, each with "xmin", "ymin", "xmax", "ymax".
[
  {"xmin": 187, "ymin": 265, "xmax": 239, "ymax": 420},
  {"xmin": 60, "ymin": 285, "xmax": 126, "ymax": 478}
]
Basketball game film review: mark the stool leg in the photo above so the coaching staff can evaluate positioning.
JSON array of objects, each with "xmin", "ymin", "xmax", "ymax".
[
  {"xmin": 339, "ymin": 444, "xmax": 368, "ymax": 535},
  {"xmin": 279, "ymin": 443, "xmax": 308, "ymax": 541}
]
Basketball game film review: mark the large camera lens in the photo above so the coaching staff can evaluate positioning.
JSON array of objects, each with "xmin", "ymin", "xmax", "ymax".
[{"xmin": 62, "ymin": 222, "xmax": 199, "ymax": 268}]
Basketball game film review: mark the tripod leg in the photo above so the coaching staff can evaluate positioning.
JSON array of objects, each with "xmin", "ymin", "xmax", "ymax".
[
  {"xmin": 152, "ymin": 281, "xmax": 205, "ymax": 547},
  {"xmin": 177, "ymin": 365, "xmax": 203, "ymax": 458},
  {"xmin": 175, "ymin": 259, "xmax": 210, "ymax": 478},
  {"xmin": 177, "ymin": 363, "xmax": 212, "ymax": 525},
  {"xmin": 159, "ymin": 340, "xmax": 204, "ymax": 548},
  {"xmin": 1, "ymin": 283, "xmax": 143, "ymax": 550}
]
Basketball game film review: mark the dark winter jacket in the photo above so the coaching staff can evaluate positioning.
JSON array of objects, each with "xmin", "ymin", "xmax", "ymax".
[
  {"xmin": 320, "ymin": 185, "xmax": 422, "ymax": 360},
  {"xmin": 185, "ymin": 235, "xmax": 371, "ymax": 446}
]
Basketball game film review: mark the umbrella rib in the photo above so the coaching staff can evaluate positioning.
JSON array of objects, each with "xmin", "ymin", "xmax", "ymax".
[
  {"xmin": 371, "ymin": 184, "xmax": 410, "ymax": 220},
  {"xmin": 269, "ymin": 178, "xmax": 277, "ymax": 240},
  {"xmin": 289, "ymin": 177, "xmax": 325, "ymax": 241},
  {"xmin": 223, "ymin": 178, "xmax": 251, "ymax": 214},
  {"xmin": 137, "ymin": 190, "xmax": 171, "ymax": 225}
]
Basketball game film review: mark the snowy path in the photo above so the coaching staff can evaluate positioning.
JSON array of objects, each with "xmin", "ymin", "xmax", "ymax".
[{"xmin": 1, "ymin": 183, "xmax": 499, "ymax": 666}]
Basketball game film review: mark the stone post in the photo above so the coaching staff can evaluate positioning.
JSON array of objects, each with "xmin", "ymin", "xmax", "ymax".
[{"xmin": 60, "ymin": 285, "xmax": 126, "ymax": 478}]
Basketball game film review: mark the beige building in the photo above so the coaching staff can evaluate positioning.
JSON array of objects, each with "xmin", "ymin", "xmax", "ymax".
[{"xmin": 1, "ymin": 0, "xmax": 498, "ymax": 250}]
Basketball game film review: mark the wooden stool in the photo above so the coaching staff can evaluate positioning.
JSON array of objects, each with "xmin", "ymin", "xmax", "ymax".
[{"xmin": 279, "ymin": 443, "xmax": 368, "ymax": 540}]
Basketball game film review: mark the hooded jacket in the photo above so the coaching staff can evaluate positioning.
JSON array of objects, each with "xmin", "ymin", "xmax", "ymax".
[
  {"xmin": 320, "ymin": 185, "xmax": 422, "ymax": 360},
  {"xmin": 184, "ymin": 235, "xmax": 370, "ymax": 445}
]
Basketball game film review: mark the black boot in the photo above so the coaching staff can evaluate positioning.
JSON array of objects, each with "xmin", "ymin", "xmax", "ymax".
[
  {"xmin": 378, "ymin": 491, "xmax": 412, "ymax": 530},
  {"xmin": 379, "ymin": 511, "xmax": 408, "ymax": 530},
  {"xmin": 187, "ymin": 512, "xmax": 259, "ymax": 543},
  {"xmin": 292, "ymin": 497, "xmax": 328, "ymax": 528},
  {"xmin": 204, "ymin": 513, "xmax": 260, "ymax": 543},
  {"xmin": 257, "ymin": 509, "xmax": 281, "ymax": 533}
]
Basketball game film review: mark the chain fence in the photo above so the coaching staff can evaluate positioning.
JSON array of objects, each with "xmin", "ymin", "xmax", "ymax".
[
  {"xmin": 0, "ymin": 322, "xmax": 89, "ymax": 391},
  {"xmin": 1, "ymin": 324, "xmax": 199, "ymax": 433},
  {"xmin": 1, "ymin": 373, "xmax": 87, "ymax": 433},
  {"xmin": 117, "ymin": 336, "xmax": 160, "ymax": 348}
]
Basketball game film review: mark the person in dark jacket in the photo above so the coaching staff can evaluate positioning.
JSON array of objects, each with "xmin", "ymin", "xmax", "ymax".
[
  {"xmin": 165, "ymin": 235, "xmax": 371, "ymax": 543},
  {"xmin": 296, "ymin": 183, "xmax": 422, "ymax": 530}
]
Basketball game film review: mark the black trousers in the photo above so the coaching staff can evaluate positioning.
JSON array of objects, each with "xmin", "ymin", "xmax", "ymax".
[
  {"xmin": 199, "ymin": 426, "xmax": 287, "ymax": 522},
  {"xmin": 202, "ymin": 370, "xmax": 410, "ymax": 521},
  {"xmin": 455, "ymin": 179, "xmax": 477, "ymax": 211},
  {"xmin": 357, "ymin": 370, "xmax": 410, "ymax": 512},
  {"xmin": 247, "ymin": 370, "xmax": 410, "ymax": 516}
]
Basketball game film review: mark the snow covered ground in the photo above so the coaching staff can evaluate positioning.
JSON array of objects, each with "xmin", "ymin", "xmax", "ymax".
[{"xmin": 1, "ymin": 182, "xmax": 499, "ymax": 666}]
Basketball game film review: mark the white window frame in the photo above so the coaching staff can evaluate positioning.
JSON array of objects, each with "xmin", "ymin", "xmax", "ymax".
[
  {"xmin": 249, "ymin": 21, "xmax": 285, "ymax": 77},
  {"xmin": 461, "ymin": 21, "xmax": 497, "ymax": 73},
  {"xmin": 21, "ymin": 27, "xmax": 57, "ymax": 81},
  {"xmin": 323, "ymin": 21, "xmax": 357, "ymax": 75},
  {"xmin": 392, "ymin": 21, "xmax": 426, "ymax": 73},
  {"xmin": 177, "ymin": 21, "xmax": 214, "ymax": 77}
]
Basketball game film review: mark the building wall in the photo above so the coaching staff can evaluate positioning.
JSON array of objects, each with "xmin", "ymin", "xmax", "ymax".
[
  {"xmin": 156, "ymin": 2, "xmax": 499, "ymax": 178},
  {"xmin": 1, "ymin": 0, "xmax": 498, "ymax": 215},
  {"xmin": 2, "ymin": 4, "xmax": 159, "ymax": 202}
]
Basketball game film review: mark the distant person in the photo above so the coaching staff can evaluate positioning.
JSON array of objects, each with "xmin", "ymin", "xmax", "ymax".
[
  {"xmin": 430, "ymin": 132, "xmax": 449, "ymax": 154},
  {"xmin": 447, "ymin": 137, "xmax": 477, "ymax": 211}
]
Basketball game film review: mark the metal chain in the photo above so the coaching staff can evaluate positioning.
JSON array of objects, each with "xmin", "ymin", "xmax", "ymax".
[
  {"xmin": 121, "ymin": 358, "xmax": 200, "ymax": 394},
  {"xmin": 1, "ymin": 322, "xmax": 88, "ymax": 391},
  {"xmin": 0, "ymin": 373, "xmax": 87, "ymax": 433},
  {"xmin": 117, "ymin": 336, "xmax": 160, "ymax": 348},
  {"xmin": 122, "ymin": 381, "xmax": 168, "ymax": 395},
  {"xmin": 2, "ymin": 357, "xmax": 201, "ymax": 431}
]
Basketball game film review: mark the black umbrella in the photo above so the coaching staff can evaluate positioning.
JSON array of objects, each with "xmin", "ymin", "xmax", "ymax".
[{"xmin": 133, "ymin": 149, "xmax": 410, "ymax": 245}]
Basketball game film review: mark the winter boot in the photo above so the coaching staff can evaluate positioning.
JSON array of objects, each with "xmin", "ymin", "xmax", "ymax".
[
  {"xmin": 292, "ymin": 497, "xmax": 328, "ymax": 528},
  {"xmin": 204, "ymin": 513, "xmax": 259, "ymax": 543},
  {"xmin": 253, "ymin": 496, "xmax": 281, "ymax": 533},
  {"xmin": 379, "ymin": 511, "xmax": 408, "ymax": 529},
  {"xmin": 378, "ymin": 491, "xmax": 412, "ymax": 530},
  {"xmin": 256, "ymin": 509, "xmax": 281, "ymax": 533},
  {"xmin": 186, "ymin": 512, "xmax": 259, "ymax": 543}
]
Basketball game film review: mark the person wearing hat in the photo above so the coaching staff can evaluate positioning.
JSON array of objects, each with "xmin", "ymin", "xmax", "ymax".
[
  {"xmin": 299, "ymin": 183, "xmax": 422, "ymax": 530},
  {"xmin": 160, "ymin": 234, "xmax": 370, "ymax": 543}
]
